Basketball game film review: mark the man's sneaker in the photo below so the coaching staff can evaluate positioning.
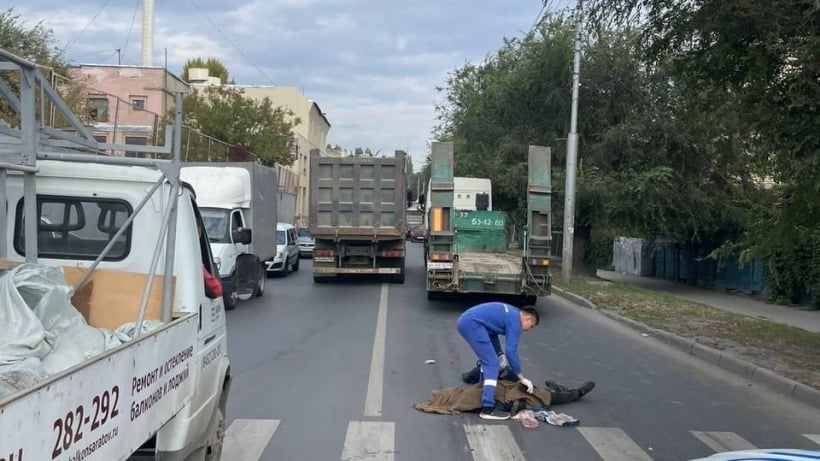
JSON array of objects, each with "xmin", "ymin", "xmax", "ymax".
[
  {"xmin": 578, "ymin": 381, "xmax": 596, "ymax": 398},
  {"xmin": 479, "ymin": 407, "xmax": 511, "ymax": 421}
]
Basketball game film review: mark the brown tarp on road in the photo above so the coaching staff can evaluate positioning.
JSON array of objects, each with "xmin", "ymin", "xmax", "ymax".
[{"xmin": 413, "ymin": 380, "xmax": 552, "ymax": 415}]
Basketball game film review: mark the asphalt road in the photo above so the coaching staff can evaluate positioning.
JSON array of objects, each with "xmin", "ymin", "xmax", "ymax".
[{"xmin": 222, "ymin": 242, "xmax": 820, "ymax": 461}]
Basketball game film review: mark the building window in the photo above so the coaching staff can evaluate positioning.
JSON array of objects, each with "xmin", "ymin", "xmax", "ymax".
[
  {"xmin": 93, "ymin": 135, "xmax": 107, "ymax": 143},
  {"xmin": 88, "ymin": 97, "xmax": 109, "ymax": 122},
  {"xmin": 130, "ymin": 95, "xmax": 146, "ymax": 111},
  {"xmin": 125, "ymin": 136, "xmax": 148, "ymax": 158}
]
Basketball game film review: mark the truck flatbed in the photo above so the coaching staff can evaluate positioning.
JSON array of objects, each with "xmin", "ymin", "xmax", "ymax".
[{"xmin": 457, "ymin": 252, "xmax": 521, "ymax": 275}]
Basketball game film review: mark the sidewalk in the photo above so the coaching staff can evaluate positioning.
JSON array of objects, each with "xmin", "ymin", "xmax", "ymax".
[{"xmin": 596, "ymin": 270, "xmax": 820, "ymax": 333}]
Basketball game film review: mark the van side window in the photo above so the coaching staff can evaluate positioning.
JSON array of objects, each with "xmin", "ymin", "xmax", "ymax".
[{"xmin": 13, "ymin": 195, "xmax": 132, "ymax": 261}]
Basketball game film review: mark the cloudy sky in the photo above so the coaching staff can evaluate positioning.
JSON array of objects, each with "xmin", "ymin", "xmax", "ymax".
[{"xmin": 9, "ymin": 0, "xmax": 572, "ymax": 168}]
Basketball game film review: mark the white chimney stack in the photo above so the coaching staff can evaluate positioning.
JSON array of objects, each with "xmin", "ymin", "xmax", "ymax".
[{"xmin": 141, "ymin": 0, "xmax": 155, "ymax": 66}]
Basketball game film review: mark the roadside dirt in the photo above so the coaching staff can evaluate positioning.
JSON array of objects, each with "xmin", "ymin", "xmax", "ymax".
[{"xmin": 555, "ymin": 278, "xmax": 820, "ymax": 390}]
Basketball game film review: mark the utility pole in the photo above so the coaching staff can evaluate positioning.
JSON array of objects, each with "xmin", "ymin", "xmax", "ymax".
[{"xmin": 561, "ymin": 0, "xmax": 583, "ymax": 282}]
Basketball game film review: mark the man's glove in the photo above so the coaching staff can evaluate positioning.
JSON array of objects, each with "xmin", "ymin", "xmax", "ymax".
[
  {"xmin": 498, "ymin": 353, "xmax": 509, "ymax": 370},
  {"xmin": 520, "ymin": 377, "xmax": 534, "ymax": 394}
]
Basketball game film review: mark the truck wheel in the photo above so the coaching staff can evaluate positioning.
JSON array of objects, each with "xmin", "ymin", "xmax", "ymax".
[
  {"xmin": 203, "ymin": 406, "xmax": 225, "ymax": 461},
  {"xmin": 427, "ymin": 291, "xmax": 438, "ymax": 300},
  {"xmin": 255, "ymin": 264, "xmax": 266, "ymax": 297},
  {"xmin": 223, "ymin": 291, "xmax": 237, "ymax": 311},
  {"xmin": 521, "ymin": 295, "xmax": 538, "ymax": 306}
]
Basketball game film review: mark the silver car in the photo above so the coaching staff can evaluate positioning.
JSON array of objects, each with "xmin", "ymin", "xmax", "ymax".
[{"xmin": 297, "ymin": 227, "xmax": 315, "ymax": 258}]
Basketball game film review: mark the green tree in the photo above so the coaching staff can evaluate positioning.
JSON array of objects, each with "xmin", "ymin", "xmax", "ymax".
[
  {"xmin": 182, "ymin": 57, "xmax": 231, "ymax": 84},
  {"xmin": 183, "ymin": 86, "xmax": 299, "ymax": 166},
  {"xmin": 0, "ymin": 8, "xmax": 89, "ymax": 127},
  {"xmin": 589, "ymin": 0, "xmax": 819, "ymax": 304},
  {"xmin": 435, "ymin": 13, "xmax": 751, "ymax": 272}
]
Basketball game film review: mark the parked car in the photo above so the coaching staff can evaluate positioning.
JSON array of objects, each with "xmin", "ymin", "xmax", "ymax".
[
  {"xmin": 297, "ymin": 227, "xmax": 315, "ymax": 258},
  {"xmin": 266, "ymin": 223, "xmax": 300, "ymax": 275}
]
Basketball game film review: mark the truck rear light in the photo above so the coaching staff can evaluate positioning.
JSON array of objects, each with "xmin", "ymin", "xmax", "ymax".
[
  {"xmin": 380, "ymin": 250, "xmax": 404, "ymax": 258},
  {"xmin": 429, "ymin": 253, "xmax": 453, "ymax": 261},
  {"xmin": 528, "ymin": 258, "xmax": 550, "ymax": 266},
  {"xmin": 314, "ymin": 250, "xmax": 334, "ymax": 258},
  {"xmin": 430, "ymin": 207, "xmax": 450, "ymax": 232}
]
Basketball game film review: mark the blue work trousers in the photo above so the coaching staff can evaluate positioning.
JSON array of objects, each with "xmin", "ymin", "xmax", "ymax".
[{"xmin": 457, "ymin": 317, "xmax": 500, "ymax": 409}]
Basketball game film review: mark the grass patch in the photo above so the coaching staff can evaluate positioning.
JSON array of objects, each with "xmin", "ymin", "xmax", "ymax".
[{"xmin": 554, "ymin": 275, "xmax": 820, "ymax": 390}]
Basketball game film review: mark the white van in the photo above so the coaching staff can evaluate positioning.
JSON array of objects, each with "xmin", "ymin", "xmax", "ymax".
[{"xmin": 266, "ymin": 223, "xmax": 300, "ymax": 275}]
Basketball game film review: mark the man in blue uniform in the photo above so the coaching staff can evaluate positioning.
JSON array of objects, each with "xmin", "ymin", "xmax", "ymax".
[{"xmin": 457, "ymin": 302, "xmax": 539, "ymax": 420}]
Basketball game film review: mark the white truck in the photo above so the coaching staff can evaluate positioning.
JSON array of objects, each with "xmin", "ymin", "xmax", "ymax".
[
  {"xmin": 181, "ymin": 164, "xmax": 278, "ymax": 310},
  {"xmin": 0, "ymin": 49, "xmax": 229, "ymax": 460}
]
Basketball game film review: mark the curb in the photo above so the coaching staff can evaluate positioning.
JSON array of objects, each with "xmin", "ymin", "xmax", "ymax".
[{"xmin": 552, "ymin": 286, "xmax": 820, "ymax": 410}]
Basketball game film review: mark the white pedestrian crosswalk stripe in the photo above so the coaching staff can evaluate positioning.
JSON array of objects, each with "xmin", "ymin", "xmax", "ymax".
[
  {"xmin": 691, "ymin": 431, "xmax": 756, "ymax": 452},
  {"xmin": 222, "ymin": 418, "xmax": 280, "ymax": 461},
  {"xmin": 464, "ymin": 424, "xmax": 527, "ymax": 461},
  {"xmin": 341, "ymin": 421, "xmax": 395, "ymax": 461},
  {"xmin": 217, "ymin": 417, "xmax": 815, "ymax": 460},
  {"xmin": 577, "ymin": 427, "xmax": 653, "ymax": 461}
]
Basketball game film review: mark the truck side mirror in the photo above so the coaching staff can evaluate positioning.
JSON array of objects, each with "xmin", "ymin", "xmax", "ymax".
[{"xmin": 234, "ymin": 228, "xmax": 252, "ymax": 245}]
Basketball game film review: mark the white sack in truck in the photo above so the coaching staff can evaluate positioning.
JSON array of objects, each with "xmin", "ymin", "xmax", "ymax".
[{"xmin": 0, "ymin": 264, "xmax": 120, "ymax": 376}]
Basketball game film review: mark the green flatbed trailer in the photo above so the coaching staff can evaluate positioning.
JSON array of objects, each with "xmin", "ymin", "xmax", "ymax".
[{"xmin": 425, "ymin": 142, "xmax": 552, "ymax": 303}]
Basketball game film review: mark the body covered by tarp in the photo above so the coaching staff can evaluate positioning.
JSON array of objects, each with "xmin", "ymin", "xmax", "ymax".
[{"xmin": 413, "ymin": 381, "xmax": 551, "ymax": 415}]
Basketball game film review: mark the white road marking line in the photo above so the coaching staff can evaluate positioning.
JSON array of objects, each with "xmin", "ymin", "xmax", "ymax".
[
  {"xmin": 222, "ymin": 418, "xmax": 280, "ymax": 461},
  {"xmin": 691, "ymin": 431, "xmax": 756, "ymax": 453},
  {"xmin": 364, "ymin": 283, "xmax": 389, "ymax": 417},
  {"xmin": 341, "ymin": 421, "xmax": 395, "ymax": 461},
  {"xmin": 464, "ymin": 424, "xmax": 527, "ymax": 461},
  {"xmin": 577, "ymin": 427, "xmax": 653, "ymax": 461},
  {"xmin": 804, "ymin": 434, "xmax": 820, "ymax": 445}
]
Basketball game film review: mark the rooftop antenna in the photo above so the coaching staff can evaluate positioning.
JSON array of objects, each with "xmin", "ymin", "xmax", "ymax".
[{"xmin": 141, "ymin": 0, "xmax": 155, "ymax": 66}]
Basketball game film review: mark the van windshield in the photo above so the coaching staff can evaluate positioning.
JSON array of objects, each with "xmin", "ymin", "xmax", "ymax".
[{"xmin": 200, "ymin": 208, "xmax": 231, "ymax": 243}]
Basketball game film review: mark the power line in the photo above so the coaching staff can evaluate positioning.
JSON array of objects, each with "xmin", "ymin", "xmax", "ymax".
[
  {"xmin": 190, "ymin": 0, "xmax": 277, "ymax": 86},
  {"xmin": 61, "ymin": 0, "xmax": 115, "ymax": 56},
  {"xmin": 121, "ymin": 0, "xmax": 141, "ymax": 64}
]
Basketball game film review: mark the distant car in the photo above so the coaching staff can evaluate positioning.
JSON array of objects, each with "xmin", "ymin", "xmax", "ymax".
[
  {"xmin": 408, "ymin": 224, "xmax": 425, "ymax": 242},
  {"xmin": 266, "ymin": 223, "xmax": 300, "ymax": 275},
  {"xmin": 690, "ymin": 449, "xmax": 820, "ymax": 460},
  {"xmin": 297, "ymin": 227, "xmax": 315, "ymax": 258}
]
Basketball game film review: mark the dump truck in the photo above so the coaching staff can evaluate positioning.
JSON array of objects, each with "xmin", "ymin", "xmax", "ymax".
[
  {"xmin": 424, "ymin": 141, "xmax": 552, "ymax": 303},
  {"xmin": 309, "ymin": 149, "xmax": 407, "ymax": 283}
]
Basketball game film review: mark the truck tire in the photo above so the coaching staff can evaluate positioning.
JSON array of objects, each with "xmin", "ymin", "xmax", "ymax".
[
  {"xmin": 203, "ymin": 405, "xmax": 225, "ymax": 460},
  {"xmin": 223, "ymin": 291, "xmax": 237, "ymax": 311},
  {"xmin": 255, "ymin": 264, "xmax": 266, "ymax": 297},
  {"xmin": 521, "ymin": 295, "xmax": 538, "ymax": 306},
  {"xmin": 390, "ymin": 258, "xmax": 405, "ymax": 284}
]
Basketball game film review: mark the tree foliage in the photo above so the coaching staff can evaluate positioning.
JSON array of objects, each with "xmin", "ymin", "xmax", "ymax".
[
  {"xmin": 183, "ymin": 86, "xmax": 299, "ymax": 166},
  {"xmin": 587, "ymin": 0, "xmax": 819, "ymax": 304},
  {"xmin": 436, "ymin": 13, "xmax": 751, "ymax": 258},
  {"xmin": 0, "ymin": 8, "xmax": 89, "ymax": 127},
  {"xmin": 182, "ymin": 57, "xmax": 231, "ymax": 84}
]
